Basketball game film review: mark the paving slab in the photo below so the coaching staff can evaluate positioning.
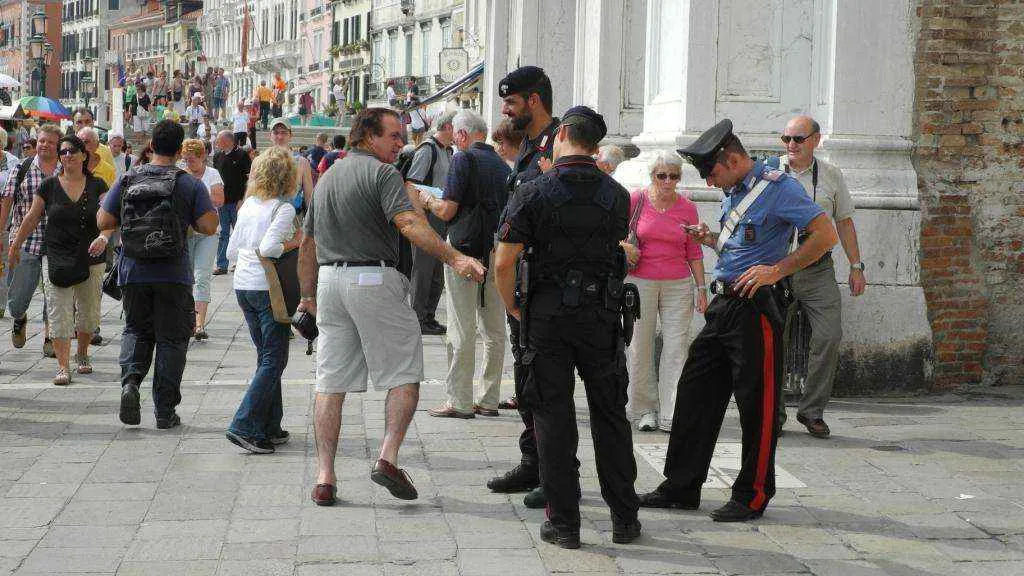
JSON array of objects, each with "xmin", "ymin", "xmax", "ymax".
[{"xmin": 2, "ymin": 276, "xmax": 1024, "ymax": 575}]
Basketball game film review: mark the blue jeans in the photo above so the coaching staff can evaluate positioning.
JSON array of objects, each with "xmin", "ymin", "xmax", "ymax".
[
  {"xmin": 5, "ymin": 248, "xmax": 46, "ymax": 322},
  {"xmin": 188, "ymin": 232, "xmax": 218, "ymax": 303},
  {"xmin": 216, "ymin": 202, "xmax": 239, "ymax": 271},
  {"xmin": 229, "ymin": 290, "xmax": 290, "ymax": 440}
]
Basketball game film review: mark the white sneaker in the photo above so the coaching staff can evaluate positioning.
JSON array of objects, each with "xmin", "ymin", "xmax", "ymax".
[{"xmin": 637, "ymin": 412, "xmax": 658, "ymax": 432}]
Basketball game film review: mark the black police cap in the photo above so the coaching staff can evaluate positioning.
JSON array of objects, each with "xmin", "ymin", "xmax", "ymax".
[
  {"xmin": 498, "ymin": 66, "xmax": 550, "ymax": 98},
  {"xmin": 561, "ymin": 105, "xmax": 607, "ymax": 141},
  {"xmin": 677, "ymin": 119, "xmax": 736, "ymax": 179}
]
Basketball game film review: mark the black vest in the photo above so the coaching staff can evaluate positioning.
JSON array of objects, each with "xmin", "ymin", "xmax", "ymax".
[{"xmin": 528, "ymin": 164, "xmax": 626, "ymax": 313}]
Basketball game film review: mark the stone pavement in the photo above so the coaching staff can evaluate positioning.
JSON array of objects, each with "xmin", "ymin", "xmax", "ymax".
[{"xmin": 1, "ymin": 275, "xmax": 1023, "ymax": 575}]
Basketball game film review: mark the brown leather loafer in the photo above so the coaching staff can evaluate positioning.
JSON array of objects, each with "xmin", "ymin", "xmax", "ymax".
[
  {"xmin": 797, "ymin": 415, "xmax": 831, "ymax": 439},
  {"xmin": 473, "ymin": 404, "xmax": 499, "ymax": 417},
  {"xmin": 427, "ymin": 405, "xmax": 475, "ymax": 419},
  {"xmin": 311, "ymin": 483, "xmax": 337, "ymax": 506},
  {"xmin": 371, "ymin": 458, "xmax": 418, "ymax": 500}
]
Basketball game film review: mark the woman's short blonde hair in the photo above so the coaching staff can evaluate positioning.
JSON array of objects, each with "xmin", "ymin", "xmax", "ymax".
[
  {"xmin": 647, "ymin": 149, "xmax": 684, "ymax": 176},
  {"xmin": 247, "ymin": 146, "xmax": 297, "ymax": 201},
  {"xmin": 181, "ymin": 138, "xmax": 206, "ymax": 158}
]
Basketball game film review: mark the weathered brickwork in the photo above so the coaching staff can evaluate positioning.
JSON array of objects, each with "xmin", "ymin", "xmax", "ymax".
[{"xmin": 915, "ymin": 0, "xmax": 1024, "ymax": 387}]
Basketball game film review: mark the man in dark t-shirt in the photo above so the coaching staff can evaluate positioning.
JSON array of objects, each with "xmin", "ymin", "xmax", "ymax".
[{"xmin": 98, "ymin": 120, "xmax": 218, "ymax": 430}]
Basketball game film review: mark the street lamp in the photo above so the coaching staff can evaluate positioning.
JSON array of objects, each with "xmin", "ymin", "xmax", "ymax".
[
  {"xmin": 80, "ymin": 75, "xmax": 95, "ymax": 115},
  {"xmin": 28, "ymin": 9, "xmax": 48, "ymax": 97}
]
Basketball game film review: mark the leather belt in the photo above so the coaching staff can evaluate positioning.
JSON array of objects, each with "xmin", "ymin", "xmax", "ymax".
[
  {"xmin": 325, "ymin": 260, "xmax": 396, "ymax": 268},
  {"xmin": 709, "ymin": 279, "xmax": 739, "ymax": 297}
]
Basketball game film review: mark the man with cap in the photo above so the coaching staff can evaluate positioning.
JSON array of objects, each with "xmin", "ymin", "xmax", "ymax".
[
  {"xmin": 494, "ymin": 105, "xmax": 641, "ymax": 548},
  {"xmin": 638, "ymin": 119, "xmax": 838, "ymax": 522},
  {"xmin": 486, "ymin": 66, "xmax": 564, "ymax": 509}
]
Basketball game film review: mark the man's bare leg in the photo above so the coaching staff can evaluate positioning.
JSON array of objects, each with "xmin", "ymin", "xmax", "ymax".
[
  {"xmin": 379, "ymin": 383, "xmax": 419, "ymax": 466},
  {"xmin": 315, "ymin": 392, "xmax": 345, "ymax": 485}
]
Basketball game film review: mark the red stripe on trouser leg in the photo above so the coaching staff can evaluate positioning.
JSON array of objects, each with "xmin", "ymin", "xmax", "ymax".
[{"xmin": 749, "ymin": 315, "xmax": 775, "ymax": 511}]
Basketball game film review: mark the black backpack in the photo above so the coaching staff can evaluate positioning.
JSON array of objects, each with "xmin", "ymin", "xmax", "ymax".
[
  {"xmin": 448, "ymin": 153, "xmax": 500, "ymax": 262},
  {"xmin": 119, "ymin": 165, "xmax": 187, "ymax": 261},
  {"xmin": 396, "ymin": 140, "xmax": 438, "ymax": 182}
]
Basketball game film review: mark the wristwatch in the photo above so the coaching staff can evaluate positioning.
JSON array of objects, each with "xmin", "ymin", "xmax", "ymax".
[{"xmin": 850, "ymin": 262, "xmax": 865, "ymax": 271}]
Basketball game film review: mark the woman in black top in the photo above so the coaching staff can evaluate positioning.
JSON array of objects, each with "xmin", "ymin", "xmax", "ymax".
[{"xmin": 8, "ymin": 135, "xmax": 111, "ymax": 385}]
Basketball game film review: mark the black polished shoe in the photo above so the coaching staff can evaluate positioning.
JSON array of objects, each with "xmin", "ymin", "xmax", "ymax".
[
  {"xmin": 119, "ymin": 383, "xmax": 141, "ymax": 425},
  {"xmin": 486, "ymin": 463, "xmax": 539, "ymax": 493},
  {"xmin": 638, "ymin": 487, "xmax": 700, "ymax": 510},
  {"xmin": 523, "ymin": 486, "xmax": 546, "ymax": 509},
  {"xmin": 710, "ymin": 499, "xmax": 763, "ymax": 522},
  {"xmin": 419, "ymin": 319, "xmax": 447, "ymax": 336},
  {"xmin": 540, "ymin": 521, "xmax": 580, "ymax": 549},
  {"xmin": 612, "ymin": 519, "xmax": 642, "ymax": 544},
  {"xmin": 156, "ymin": 413, "xmax": 181, "ymax": 430}
]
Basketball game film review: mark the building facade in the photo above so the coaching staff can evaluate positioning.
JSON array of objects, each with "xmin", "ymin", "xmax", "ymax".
[
  {"xmin": 329, "ymin": 0, "xmax": 370, "ymax": 109},
  {"xmin": 295, "ymin": 0, "xmax": 331, "ymax": 109},
  {"xmin": 198, "ymin": 0, "xmax": 250, "ymax": 106},
  {"xmin": 482, "ymin": 0, "xmax": 945, "ymax": 392},
  {"xmin": 0, "ymin": 0, "xmax": 62, "ymax": 100},
  {"xmin": 368, "ymin": 0, "xmax": 465, "ymax": 105}
]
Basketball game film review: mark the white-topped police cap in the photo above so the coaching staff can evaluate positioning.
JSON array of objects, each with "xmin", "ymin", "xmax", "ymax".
[
  {"xmin": 498, "ymin": 66, "xmax": 549, "ymax": 98},
  {"xmin": 677, "ymin": 119, "xmax": 736, "ymax": 179}
]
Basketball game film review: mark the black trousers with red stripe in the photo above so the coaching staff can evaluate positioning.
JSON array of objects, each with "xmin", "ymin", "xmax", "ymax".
[{"xmin": 659, "ymin": 288, "xmax": 784, "ymax": 512}]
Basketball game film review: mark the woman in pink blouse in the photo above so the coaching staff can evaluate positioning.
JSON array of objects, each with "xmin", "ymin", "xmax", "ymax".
[{"xmin": 622, "ymin": 150, "xmax": 708, "ymax": 432}]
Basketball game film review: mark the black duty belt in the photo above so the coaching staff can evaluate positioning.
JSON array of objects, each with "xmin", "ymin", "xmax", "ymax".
[
  {"xmin": 325, "ymin": 260, "xmax": 396, "ymax": 268},
  {"xmin": 710, "ymin": 279, "xmax": 739, "ymax": 297}
]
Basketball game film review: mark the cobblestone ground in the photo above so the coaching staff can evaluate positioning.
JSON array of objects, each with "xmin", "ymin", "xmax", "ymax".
[{"xmin": 1, "ymin": 276, "xmax": 1022, "ymax": 575}]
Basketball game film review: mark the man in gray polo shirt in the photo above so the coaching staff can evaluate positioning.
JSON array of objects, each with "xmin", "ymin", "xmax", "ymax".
[{"xmin": 298, "ymin": 107, "xmax": 485, "ymax": 507}]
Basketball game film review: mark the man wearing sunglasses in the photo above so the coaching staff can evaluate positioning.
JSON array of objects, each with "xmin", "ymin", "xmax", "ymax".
[
  {"xmin": 769, "ymin": 116, "xmax": 865, "ymax": 440},
  {"xmin": 639, "ymin": 119, "xmax": 838, "ymax": 522}
]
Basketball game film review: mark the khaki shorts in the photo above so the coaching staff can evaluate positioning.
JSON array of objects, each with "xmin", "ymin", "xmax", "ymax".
[
  {"xmin": 41, "ymin": 260, "xmax": 105, "ymax": 339},
  {"xmin": 315, "ymin": 265, "xmax": 424, "ymax": 394}
]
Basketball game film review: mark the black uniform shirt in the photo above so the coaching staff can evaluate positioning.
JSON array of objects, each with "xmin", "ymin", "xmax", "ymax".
[{"xmin": 510, "ymin": 117, "xmax": 560, "ymax": 190}]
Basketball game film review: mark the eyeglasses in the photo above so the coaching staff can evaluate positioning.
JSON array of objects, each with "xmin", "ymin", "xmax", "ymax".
[
  {"xmin": 58, "ymin": 148, "xmax": 79, "ymax": 157},
  {"xmin": 655, "ymin": 173, "xmax": 681, "ymax": 181},
  {"xmin": 780, "ymin": 133, "xmax": 816, "ymax": 144},
  {"xmin": 22, "ymin": 144, "xmax": 32, "ymax": 150}
]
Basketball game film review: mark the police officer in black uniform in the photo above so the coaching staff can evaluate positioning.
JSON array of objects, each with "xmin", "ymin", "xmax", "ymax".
[
  {"xmin": 486, "ymin": 67, "xmax": 563, "ymax": 510},
  {"xmin": 638, "ymin": 120, "xmax": 838, "ymax": 522},
  {"xmin": 494, "ymin": 106, "xmax": 641, "ymax": 548}
]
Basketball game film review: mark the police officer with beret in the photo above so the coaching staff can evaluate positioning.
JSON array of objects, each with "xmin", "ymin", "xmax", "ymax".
[
  {"xmin": 494, "ymin": 106, "xmax": 641, "ymax": 548},
  {"xmin": 638, "ymin": 119, "xmax": 838, "ymax": 522},
  {"xmin": 486, "ymin": 66, "xmax": 564, "ymax": 509}
]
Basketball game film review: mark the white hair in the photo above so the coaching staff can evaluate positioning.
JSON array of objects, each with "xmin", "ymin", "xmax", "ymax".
[
  {"xmin": 434, "ymin": 110, "xmax": 457, "ymax": 132},
  {"xmin": 0, "ymin": 127, "xmax": 8, "ymax": 148},
  {"xmin": 76, "ymin": 126, "xmax": 98, "ymax": 142},
  {"xmin": 452, "ymin": 110, "xmax": 488, "ymax": 136},
  {"xmin": 647, "ymin": 149, "xmax": 684, "ymax": 175},
  {"xmin": 598, "ymin": 145, "xmax": 626, "ymax": 170}
]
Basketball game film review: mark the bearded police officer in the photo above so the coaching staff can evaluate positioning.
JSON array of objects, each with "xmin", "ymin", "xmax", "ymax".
[
  {"xmin": 638, "ymin": 119, "xmax": 838, "ymax": 522},
  {"xmin": 486, "ymin": 66, "xmax": 564, "ymax": 509},
  {"xmin": 494, "ymin": 106, "xmax": 641, "ymax": 548}
]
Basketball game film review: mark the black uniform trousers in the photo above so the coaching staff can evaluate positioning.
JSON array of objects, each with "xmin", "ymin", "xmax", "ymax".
[
  {"xmin": 525, "ymin": 306, "xmax": 640, "ymax": 531},
  {"xmin": 658, "ymin": 288, "xmax": 783, "ymax": 512},
  {"xmin": 507, "ymin": 314, "xmax": 538, "ymax": 467}
]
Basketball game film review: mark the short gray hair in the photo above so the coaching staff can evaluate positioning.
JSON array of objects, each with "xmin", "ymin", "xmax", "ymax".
[
  {"xmin": 452, "ymin": 110, "xmax": 488, "ymax": 136},
  {"xmin": 598, "ymin": 145, "xmax": 626, "ymax": 170},
  {"xmin": 434, "ymin": 110, "xmax": 457, "ymax": 132},
  {"xmin": 647, "ymin": 149, "xmax": 684, "ymax": 175},
  {"xmin": 77, "ymin": 126, "xmax": 98, "ymax": 143}
]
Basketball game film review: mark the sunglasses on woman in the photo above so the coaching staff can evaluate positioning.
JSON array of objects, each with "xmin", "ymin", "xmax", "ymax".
[
  {"xmin": 780, "ymin": 133, "xmax": 816, "ymax": 144},
  {"xmin": 655, "ymin": 172, "xmax": 681, "ymax": 181},
  {"xmin": 58, "ymin": 148, "xmax": 81, "ymax": 157}
]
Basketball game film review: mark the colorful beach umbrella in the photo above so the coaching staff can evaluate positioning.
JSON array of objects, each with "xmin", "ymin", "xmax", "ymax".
[{"xmin": 18, "ymin": 96, "xmax": 72, "ymax": 121}]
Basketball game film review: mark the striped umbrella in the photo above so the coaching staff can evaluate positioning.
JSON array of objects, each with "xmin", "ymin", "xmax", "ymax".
[{"xmin": 18, "ymin": 96, "xmax": 72, "ymax": 121}]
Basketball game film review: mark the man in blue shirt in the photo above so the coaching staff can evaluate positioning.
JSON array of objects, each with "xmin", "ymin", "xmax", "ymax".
[
  {"xmin": 638, "ymin": 119, "xmax": 837, "ymax": 522},
  {"xmin": 98, "ymin": 120, "xmax": 218, "ymax": 430}
]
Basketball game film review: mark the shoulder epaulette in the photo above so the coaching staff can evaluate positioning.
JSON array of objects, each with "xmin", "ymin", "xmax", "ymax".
[{"xmin": 762, "ymin": 169, "xmax": 784, "ymax": 182}]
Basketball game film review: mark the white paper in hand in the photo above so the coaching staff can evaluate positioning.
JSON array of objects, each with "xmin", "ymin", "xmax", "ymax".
[{"xmin": 414, "ymin": 184, "xmax": 445, "ymax": 199}]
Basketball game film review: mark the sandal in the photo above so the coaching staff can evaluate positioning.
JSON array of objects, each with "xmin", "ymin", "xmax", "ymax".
[
  {"xmin": 75, "ymin": 354, "xmax": 93, "ymax": 374},
  {"xmin": 53, "ymin": 368, "xmax": 70, "ymax": 386}
]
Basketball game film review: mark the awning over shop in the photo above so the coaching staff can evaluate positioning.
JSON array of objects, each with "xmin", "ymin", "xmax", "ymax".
[{"xmin": 412, "ymin": 62, "xmax": 484, "ymax": 109}]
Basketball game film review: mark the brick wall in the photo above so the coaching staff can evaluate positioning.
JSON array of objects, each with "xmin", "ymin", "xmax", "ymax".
[{"xmin": 915, "ymin": 0, "xmax": 1024, "ymax": 387}]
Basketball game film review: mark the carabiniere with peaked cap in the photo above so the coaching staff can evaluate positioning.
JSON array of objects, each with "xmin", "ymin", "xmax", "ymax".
[{"xmin": 677, "ymin": 118, "xmax": 738, "ymax": 179}]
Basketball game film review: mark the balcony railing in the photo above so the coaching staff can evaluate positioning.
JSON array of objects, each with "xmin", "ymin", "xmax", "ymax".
[{"xmin": 309, "ymin": 62, "xmax": 320, "ymax": 72}]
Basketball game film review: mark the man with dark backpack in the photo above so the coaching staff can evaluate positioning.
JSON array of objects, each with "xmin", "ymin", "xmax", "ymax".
[
  {"xmin": 404, "ymin": 110, "xmax": 455, "ymax": 335},
  {"xmin": 98, "ymin": 120, "xmax": 218, "ymax": 429},
  {"xmin": 417, "ymin": 110, "xmax": 510, "ymax": 418}
]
